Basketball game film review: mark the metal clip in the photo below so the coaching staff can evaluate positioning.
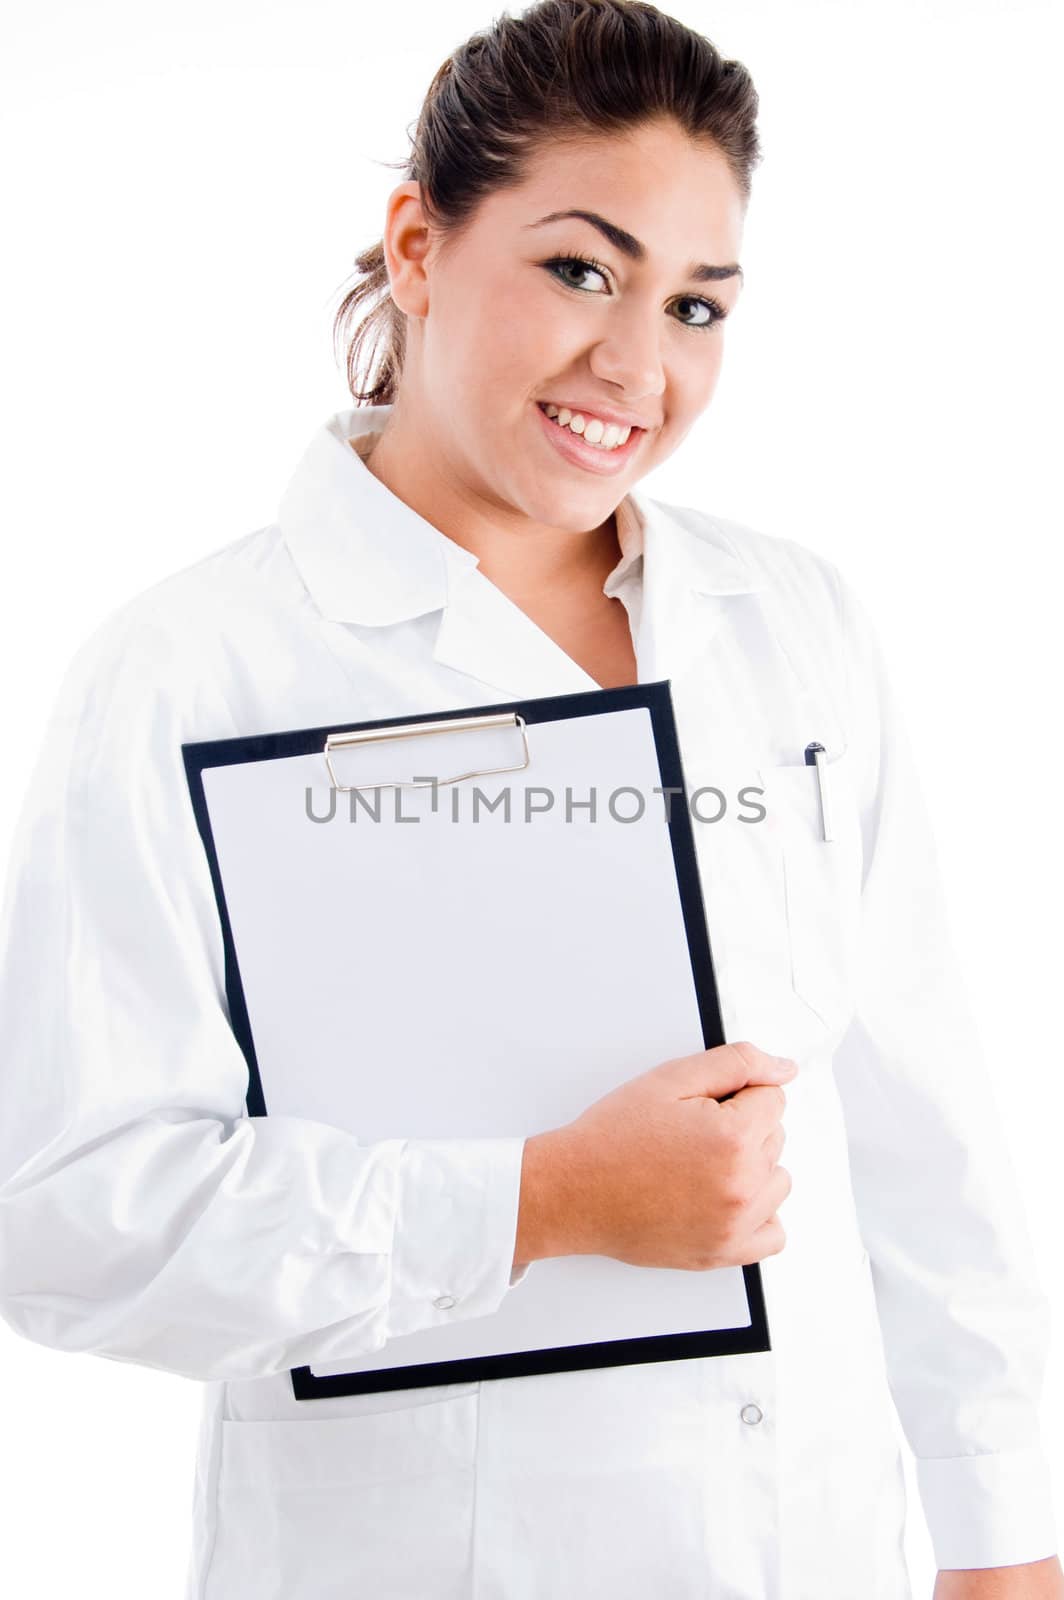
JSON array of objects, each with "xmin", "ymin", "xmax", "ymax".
[{"xmin": 324, "ymin": 711, "xmax": 530, "ymax": 794}]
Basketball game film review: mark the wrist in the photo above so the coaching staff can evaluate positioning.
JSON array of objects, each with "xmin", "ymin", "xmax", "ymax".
[{"xmin": 513, "ymin": 1126, "xmax": 589, "ymax": 1265}]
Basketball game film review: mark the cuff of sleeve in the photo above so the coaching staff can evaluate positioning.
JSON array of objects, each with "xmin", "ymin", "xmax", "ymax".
[
  {"xmin": 916, "ymin": 1443, "xmax": 1059, "ymax": 1570},
  {"xmin": 384, "ymin": 1135, "xmax": 530, "ymax": 1343}
]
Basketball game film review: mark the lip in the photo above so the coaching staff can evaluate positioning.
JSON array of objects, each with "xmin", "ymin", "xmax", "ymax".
[
  {"xmin": 534, "ymin": 401, "xmax": 644, "ymax": 476},
  {"xmin": 540, "ymin": 399, "xmax": 655, "ymax": 430}
]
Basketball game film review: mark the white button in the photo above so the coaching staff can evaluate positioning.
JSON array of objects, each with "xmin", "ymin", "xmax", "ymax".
[
  {"xmin": 433, "ymin": 1294, "xmax": 457, "ymax": 1310},
  {"xmin": 740, "ymin": 1403, "xmax": 763, "ymax": 1425}
]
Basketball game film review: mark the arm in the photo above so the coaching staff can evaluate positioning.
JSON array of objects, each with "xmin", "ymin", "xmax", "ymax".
[
  {"xmin": 934, "ymin": 1558, "xmax": 1064, "ymax": 1597},
  {"xmin": 0, "ymin": 608, "xmax": 529, "ymax": 1382},
  {"xmin": 830, "ymin": 569, "xmax": 1058, "ymax": 1573}
]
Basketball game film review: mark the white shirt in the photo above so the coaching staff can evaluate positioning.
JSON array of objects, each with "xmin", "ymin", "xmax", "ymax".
[{"xmin": 0, "ymin": 404, "xmax": 1056, "ymax": 1598}]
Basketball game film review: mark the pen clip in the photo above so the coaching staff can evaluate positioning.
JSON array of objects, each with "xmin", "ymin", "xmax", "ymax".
[{"xmin": 804, "ymin": 741, "xmax": 834, "ymax": 842}]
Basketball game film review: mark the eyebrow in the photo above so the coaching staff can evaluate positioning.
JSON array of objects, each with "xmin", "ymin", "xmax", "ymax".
[{"xmin": 524, "ymin": 208, "xmax": 743, "ymax": 283}]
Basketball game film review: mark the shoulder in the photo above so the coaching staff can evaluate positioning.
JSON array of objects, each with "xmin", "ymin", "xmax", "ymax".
[
  {"xmin": 31, "ymin": 525, "xmax": 301, "ymax": 811},
  {"xmin": 648, "ymin": 496, "xmax": 880, "ymax": 749},
  {"xmin": 80, "ymin": 522, "xmax": 288, "ymax": 660},
  {"xmin": 650, "ymin": 495, "xmax": 845, "ymax": 624},
  {"xmin": 57, "ymin": 524, "xmax": 290, "ymax": 721}
]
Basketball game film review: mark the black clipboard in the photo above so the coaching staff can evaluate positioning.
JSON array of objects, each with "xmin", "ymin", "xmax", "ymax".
[{"xmin": 182, "ymin": 679, "xmax": 771, "ymax": 1402}]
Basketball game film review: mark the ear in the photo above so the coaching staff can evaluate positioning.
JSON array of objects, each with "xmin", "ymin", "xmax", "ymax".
[{"xmin": 381, "ymin": 181, "xmax": 434, "ymax": 319}]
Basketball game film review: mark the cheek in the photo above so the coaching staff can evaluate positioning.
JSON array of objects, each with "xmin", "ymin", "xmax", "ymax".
[
  {"xmin": 501, "ymin": 286, "xmax": 573, "ymax": 372},
  {"xmin": 450, "ymin": 281, "xmax": 550, "ymax": 387},
  {"xmin": 652, "ymin": 343, "xmax": 726, "ymax": 452},
  {"xmin": 679, "ymin": 337, "xmax": 726, "ymax": 406}
]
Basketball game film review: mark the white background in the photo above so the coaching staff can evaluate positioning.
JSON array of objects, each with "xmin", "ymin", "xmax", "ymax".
[{"xmin": 1, "ymin": 0, "xmax": 1061, "ymax": 1592}]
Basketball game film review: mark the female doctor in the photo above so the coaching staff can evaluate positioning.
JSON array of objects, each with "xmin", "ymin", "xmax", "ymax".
[{"xmin": 0, "ymin": 2, "xmax": 1059, "ymax": 1596}]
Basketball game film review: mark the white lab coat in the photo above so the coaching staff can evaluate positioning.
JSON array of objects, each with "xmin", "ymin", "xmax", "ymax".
[{"xmin": 0, "ymin": 404, "xmax": 1056, "ymax": 1599}]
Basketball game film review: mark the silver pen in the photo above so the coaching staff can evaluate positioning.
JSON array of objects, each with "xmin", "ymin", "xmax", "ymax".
[{"xmin": 804, "ymin": 741, "xmax": 834, "ymax": 842}]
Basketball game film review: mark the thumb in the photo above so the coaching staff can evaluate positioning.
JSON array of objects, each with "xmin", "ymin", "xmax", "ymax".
[{"xmin": 653, "ymin": 1040, "xmax": 798, "ymax": 1101}]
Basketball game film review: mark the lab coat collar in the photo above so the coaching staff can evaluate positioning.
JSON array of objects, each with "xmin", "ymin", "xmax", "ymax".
[
  {"xmin": 279, "ymin": 406, "xmax": 760, "ymax": 622},
  {"xmin": 278, "ymin": 405, "xmax": 763, "ymax": 696}
]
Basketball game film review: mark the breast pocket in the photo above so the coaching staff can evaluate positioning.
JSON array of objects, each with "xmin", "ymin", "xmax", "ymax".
[
  {"xmin": 685, "ymin": 746, "xmax": 863, "ymax": 1051},
  {"xmin": 761, "ymin": 749, "xmax": 863, "ymax": 1030}
]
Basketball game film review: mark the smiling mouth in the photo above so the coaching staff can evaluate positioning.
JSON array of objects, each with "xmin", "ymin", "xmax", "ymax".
[{"xmin": 536, "ymin": 401, "xmax": 643, "ymax": 453}]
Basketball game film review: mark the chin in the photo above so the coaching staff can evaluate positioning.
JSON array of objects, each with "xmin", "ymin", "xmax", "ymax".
[{"xmin": 524, "ymin": 483, "xmax": 619, "ymax": 528}]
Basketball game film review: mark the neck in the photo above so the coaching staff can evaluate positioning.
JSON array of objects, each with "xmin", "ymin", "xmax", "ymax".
[{"xmin": 358, "ymin": 397, "xmax": 623, "ymax": 608}]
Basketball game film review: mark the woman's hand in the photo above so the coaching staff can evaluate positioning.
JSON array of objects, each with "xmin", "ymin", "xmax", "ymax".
[
  {"xmin": 933, "ymin": 1555, "xmax": 1064, "ymax": 1598},
  {"xmin": 514, "ymin": 1040, "xmax": 798, "ymax": 1270}
]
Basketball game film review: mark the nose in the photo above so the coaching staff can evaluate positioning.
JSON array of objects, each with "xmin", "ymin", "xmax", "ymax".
[{"xmin": 586, "ymin": 307, "xmax": 666, "ymax": 407}]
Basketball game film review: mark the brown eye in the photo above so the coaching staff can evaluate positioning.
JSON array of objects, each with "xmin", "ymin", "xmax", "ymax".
[
  {"xmin": 543, "ymin": 255, "xmax": 611, "ymax": 293},
  {"xmin": 672, "ymin": 295, "xmax": 728, "ymax": 330}
]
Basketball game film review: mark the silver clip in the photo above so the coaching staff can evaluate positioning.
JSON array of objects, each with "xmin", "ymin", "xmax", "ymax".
[{"xmin": 323, "ymin": 711, "xmax": 530, "ymax": 794}]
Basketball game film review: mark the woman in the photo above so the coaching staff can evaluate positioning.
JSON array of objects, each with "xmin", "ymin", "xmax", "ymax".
[{"xmin": 0, "ymin": 2, "xmax": 1058, "ymax": 1596}]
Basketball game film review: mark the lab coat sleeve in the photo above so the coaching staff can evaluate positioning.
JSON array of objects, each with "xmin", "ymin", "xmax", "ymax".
[
  {"xmin": 0, "ymin": 607, "xmax": 531, "ymax": 1383},
  {"xmin": 830, "ymin": 569, "xmax": 1058, "ymax": 1570}
]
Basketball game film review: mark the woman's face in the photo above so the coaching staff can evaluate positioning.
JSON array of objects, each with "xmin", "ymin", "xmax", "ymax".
[{"xmin": 386, "ymin": 116, "xmax": 747, "ymax": 532}]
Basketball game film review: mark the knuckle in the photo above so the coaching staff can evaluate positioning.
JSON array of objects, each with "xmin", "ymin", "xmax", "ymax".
[{"xmin": 720, "ymin": 1124, "xmax": 745, "ymax": 1159}]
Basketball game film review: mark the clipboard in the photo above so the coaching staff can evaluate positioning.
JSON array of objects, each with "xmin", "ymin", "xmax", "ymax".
[{"xmin": 182, "ymin": 680, "xmax": 771, "ymax": 1402}]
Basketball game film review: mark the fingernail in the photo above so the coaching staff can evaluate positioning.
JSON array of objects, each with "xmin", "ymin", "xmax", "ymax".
[{"xmin": 772, "ymin": 1057, "xmax": 798, "ymax": 1074}]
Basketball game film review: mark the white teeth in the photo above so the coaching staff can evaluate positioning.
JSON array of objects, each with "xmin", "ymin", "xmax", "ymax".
[{"xmin": 541, "ymin": 403, "xmax": 632, "ymax": 450}]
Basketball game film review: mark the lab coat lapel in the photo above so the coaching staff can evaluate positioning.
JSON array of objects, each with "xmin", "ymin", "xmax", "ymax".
[
  {"xmin": 639, "ymin": 513, "xmax": 746, "ymax": 686},
  {"xmin": 636, "ymin": 496, "xmax": 763, "ymax": 694},
  {"xmin": 429, "ymin": 565, "xmax": 600, "ymax": 699},
  {"xmin": 430, "ymin": 494, "xmax": 763, "ymax": 701}
]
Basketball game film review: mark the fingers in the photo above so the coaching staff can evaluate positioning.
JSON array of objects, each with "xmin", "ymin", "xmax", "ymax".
[
  {"xmin": 719, "ymin": 1079, "xmax": 789, "ymax": 1138},
  {"xmin": 746, "ymin": 1164, "xmax": 792, "ymax": 1243},
  {"xmin": 761, "ymin": 1121, "xmax": 786, "ymax": 1167},
  {"xmin": 742, "ymin": 1214, "xmax": 787, "ymax": 1262}
]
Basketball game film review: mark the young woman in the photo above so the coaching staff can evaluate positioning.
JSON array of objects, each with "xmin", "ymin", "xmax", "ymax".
[{"xmin": 0, "ymin": 3, "xmax": 1058, "ymax": 1596}]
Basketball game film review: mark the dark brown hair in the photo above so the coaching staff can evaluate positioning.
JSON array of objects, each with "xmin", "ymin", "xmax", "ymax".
[{"xmin": 331, "ymin": 0, "xmax": 762, "ymax": 405}]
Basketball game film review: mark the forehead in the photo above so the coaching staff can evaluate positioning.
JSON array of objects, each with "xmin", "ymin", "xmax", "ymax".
[{"xmin": 487, "ymin": 121, "xmax": 745, "ymax": 242}]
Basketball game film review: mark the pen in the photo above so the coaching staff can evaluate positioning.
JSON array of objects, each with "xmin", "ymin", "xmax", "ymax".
[{"xmin": 804, "ymin": 741, "xmax": 834, "ymax": 842}]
